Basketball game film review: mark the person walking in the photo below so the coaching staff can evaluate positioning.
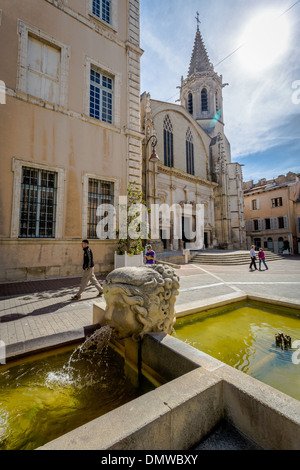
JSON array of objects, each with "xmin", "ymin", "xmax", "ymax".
[
  {"xmin": 249, "ymin": 245, "xmax": 258, "ymax": 271},
  {"xmin": 258, "ymin": 248, "xmax": 269, "ymax": 271},
  {"xmin": 71, "ymin": 240, "xmax": 103, "ymax": 300},
  {"xmin": 145, "ymin": 245, "xmax": 156, "ymax": 265}
]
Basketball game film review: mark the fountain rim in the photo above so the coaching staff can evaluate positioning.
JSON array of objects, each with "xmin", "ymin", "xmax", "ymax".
[{"xmin": 2, "ymin": 292, "xmax": 300, "ymax": 364}]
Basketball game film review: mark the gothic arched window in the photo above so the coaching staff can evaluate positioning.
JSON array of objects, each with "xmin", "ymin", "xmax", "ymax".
[
  {"xmin": 188, "ymin": 93, "xmax": 193, "ymax": 115},
  {"xmin": 186, "ymin": 127, "xmax": 194, "ymax": 175},
  {"xmin": 201, "ymin": 88, "xmax": 208, "ymax": 112},
  {"xmin": 163, "ymin": 115, "xmax": 174, "ymax": 168}
]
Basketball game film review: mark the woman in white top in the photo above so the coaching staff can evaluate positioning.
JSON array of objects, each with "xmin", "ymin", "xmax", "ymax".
[{"xmin": 249, "ymin": 245, "xmax": 258, "ymax": 271}]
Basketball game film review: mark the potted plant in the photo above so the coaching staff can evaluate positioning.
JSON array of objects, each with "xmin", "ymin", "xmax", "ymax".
[{"xmin": 114, "ymin": 183, "xmax": 148, "ymax": 268}]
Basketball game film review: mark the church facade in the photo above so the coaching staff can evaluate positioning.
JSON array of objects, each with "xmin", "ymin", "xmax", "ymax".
[{"xmin": 141, "ymin": 22, "xmax": 246, "ymax": 251}]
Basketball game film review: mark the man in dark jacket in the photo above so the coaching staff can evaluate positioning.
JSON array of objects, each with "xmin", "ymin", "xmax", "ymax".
[{"xmin": 71, "ymin": 240, "xmax": 103, "ymax": 300}]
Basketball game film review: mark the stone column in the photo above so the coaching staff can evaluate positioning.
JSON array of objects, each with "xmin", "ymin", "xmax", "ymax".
[{"xmin": 125, "ymin": 0, "xmax": 144, "ymax": 189}]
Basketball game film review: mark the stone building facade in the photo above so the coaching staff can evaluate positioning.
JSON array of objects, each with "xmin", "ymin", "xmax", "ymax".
[
  {"xmin": 296, "ymin": 197, "xmax": 300, "ymax": 255},
  {"xmin": 0, "ymin": 0, "xmax": 143, "ymax": 281},
  {"xmin": 244, "ymin": 173, "xmax": 300, "ymax": 254},
  {"xmin": 141, "ymin": 24, "xmax": 246, "ymax": 251}
]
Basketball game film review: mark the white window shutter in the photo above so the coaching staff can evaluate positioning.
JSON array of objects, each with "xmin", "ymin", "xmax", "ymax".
[
  {"xmin": 28, "ymin": 36, "xmax": 43, "ymax": 73},
  {"xmin": 45, "ymin": 44, "xmax": 60, "ymax": 80},
  {"xmin": 27, "ymin": 37, "xmax": 43, "ymax": 97},
  {"xmin": 271, "ymin": 218, "xmax": 278, "ymax": 229},
  {"xmin": 44, "ymin": 76, "xmax": 59, "ymax": 103},
  {"xmin": 27, "ymin": 69, "xmax": 42, "ymax": 99},
  {"xmin": 258, "ymin": 219, "xmax": 264, "ymax": 230},
  {"xmin": 27, "ymin": 36, "xmax": 60, "ymax": 104},
  {"xmin": 283, "ymin": 216, "xmax": 288, "ymax": 229},
  {"xmin": 256, "ymin": 199, "xmax": 260, "ymax": 210}
]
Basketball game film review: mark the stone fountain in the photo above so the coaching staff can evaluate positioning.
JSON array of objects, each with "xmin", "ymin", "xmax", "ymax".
[
  {"xmin": 37, "ymin": 264, "xmax": 300, "ymax": 451},
  {"xmin": 92, "ymin": 264, "xmax": 180, "ymax": 383}
]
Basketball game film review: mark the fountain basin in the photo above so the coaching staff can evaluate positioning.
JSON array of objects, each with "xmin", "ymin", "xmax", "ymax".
[
  {"xmin": 0, "ymin": 331, "xmax": 156, "ymax": 450},
  {"xmin": 39, "ymin": 293, "xmax": 299, "ymax": 451},
  {"xmin": 2, "ymin": 292, "xmax": 300, "ymax": 450},
  {"xmin": 38, "ymin": 330, "xmax": 300, "ymax": 450},
  {"xmin": 174, "ymin": 299, "xmax": 300, "ymax": 401}
]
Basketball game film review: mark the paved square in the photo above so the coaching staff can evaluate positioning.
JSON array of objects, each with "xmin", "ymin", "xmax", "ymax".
[{"xmin": 0, "ymin": 257, "xmax": 299, "ymax": 348}]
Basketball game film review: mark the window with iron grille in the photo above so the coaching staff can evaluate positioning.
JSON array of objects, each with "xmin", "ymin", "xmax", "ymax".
[
  {"xmin": 92, "ymin": 0, "xmax": 111, "ymax": 24},
  {"xmin": 19, "ymin": 167, "xmax": 57, "ymax": 238},
  {"xmin": 163, "ymin": 115, "xmax": 174, "ymax": 168},
  {"xmin": 90, "ymin": 67, "xmax": 113, "ymax": 124},
  {"xmin": 186, "ymin": 127, "xmax": 194, "ymax": 175},
  {"xmin": 88, "ymin": 178, "xmax": 114, "ymax": 239}
]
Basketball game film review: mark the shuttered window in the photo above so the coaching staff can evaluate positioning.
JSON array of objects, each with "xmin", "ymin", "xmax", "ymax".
[
  {"xmin": 258, "ymin": 219, "xmax": 264, "ymax": 230},
  {"xmin": 278, "ymin": 216, "xmax": 288, "ymax": 229},
  {"xmin": 270, "ymin": 218, "xmax": 278, "ymax": 229},
  {"xmin": 250, "ymin": 199, "xmax": 260, "ymax": 210},
  {"xmin": 27, "ymin": 35, "xmax": 60, "ymax": 104},
  {"xmin": 271, "ymin": 197, "xmax": 283, "ymax": 207}
]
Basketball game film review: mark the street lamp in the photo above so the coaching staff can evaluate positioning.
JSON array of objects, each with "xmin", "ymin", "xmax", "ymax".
[{"xmin": 145, "ymin": 135, "xmax": 160, "ymax": 206}]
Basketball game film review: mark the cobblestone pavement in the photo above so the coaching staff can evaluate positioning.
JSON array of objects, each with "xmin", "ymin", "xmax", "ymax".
[
  {"xmin": 0, "ymin": 275, "xmax": 106, "ymax": 346},
  {"xmin": 0, "ymin": 257, "xmax": 299, "ymax": 348}
]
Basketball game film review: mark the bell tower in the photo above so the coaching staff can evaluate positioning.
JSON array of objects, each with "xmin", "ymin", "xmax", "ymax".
[
  {"xmin": 180, "ymin": 13, "xmax": 226, "ymax": 138},
  {"xmin": 180, "ymin": 14, "xmax": 246, "ymax": 250}
]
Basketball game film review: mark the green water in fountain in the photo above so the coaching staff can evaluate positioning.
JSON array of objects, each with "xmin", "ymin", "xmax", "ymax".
[
  {"xmin": 0, "ymin": 327, "xmax": 155, "ymax": 450},
  {"xmin": 174, "ymin": 301, "xmax": 300, "ymax": 401}
]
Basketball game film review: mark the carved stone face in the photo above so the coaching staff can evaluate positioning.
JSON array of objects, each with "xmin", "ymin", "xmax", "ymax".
[
  {"xmin": 104, "ymin": 292, "xmax": 140, "ymax": 340},
  {"xmin": 103, "ymin": 266, "xmax": 180, "ymax": 341}
]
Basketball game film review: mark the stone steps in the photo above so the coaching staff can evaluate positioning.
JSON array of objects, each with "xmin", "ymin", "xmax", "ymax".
[{"xmin": 191, "ymin": 251, "xmax": 284, "ymax": 266}]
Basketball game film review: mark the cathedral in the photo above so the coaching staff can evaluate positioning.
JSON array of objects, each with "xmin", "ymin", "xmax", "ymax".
[{"xmin": 141, "ymin": 19, "xmax": 246, "ymax": 251}]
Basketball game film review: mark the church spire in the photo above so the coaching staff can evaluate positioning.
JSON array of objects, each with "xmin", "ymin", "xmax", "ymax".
[{"xmin": 188, "ymin": 15, "xmax": 213, "ymax": 76}]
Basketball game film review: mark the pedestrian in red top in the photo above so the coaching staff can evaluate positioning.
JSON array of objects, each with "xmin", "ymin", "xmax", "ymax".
[{"xmin": 258, "ymin": 248, "xmax": 269, "ymax": 271}]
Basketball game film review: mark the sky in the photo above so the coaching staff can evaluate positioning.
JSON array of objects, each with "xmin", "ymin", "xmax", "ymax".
[{"xmin": 140, "ymin": 0, "xmax": 300, "ymax": 183}]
